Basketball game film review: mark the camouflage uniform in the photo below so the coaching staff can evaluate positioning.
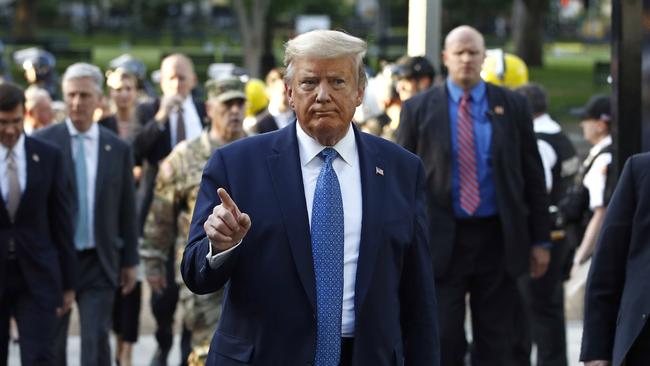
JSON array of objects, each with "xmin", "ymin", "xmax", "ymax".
[{"xmin": 140, "ymin": 131, "xmax": 224, "ymax": 358}]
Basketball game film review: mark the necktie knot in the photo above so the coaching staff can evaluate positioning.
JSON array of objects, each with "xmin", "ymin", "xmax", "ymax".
[
  {"xmin": 461, "ymin": 92, "xmax": 471, "ymax": 104},
  {"xmin": 320, "ymin": 147, "xmax": 338, "ymax": 166}
]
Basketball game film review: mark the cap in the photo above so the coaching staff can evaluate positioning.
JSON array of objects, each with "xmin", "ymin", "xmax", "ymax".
[
  {"xmin": 394, "ymin": 56, "xmax": 435, "ymax": 80},
  {"xmin": 205, "ymin": 77, "xmax": 246, "ymax": 103},
  {"xmin": 571, "ymin": 94, "xmax": 611, "ymax": 122}
]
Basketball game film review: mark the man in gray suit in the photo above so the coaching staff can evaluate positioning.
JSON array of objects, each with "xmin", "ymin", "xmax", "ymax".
[{"xmin": 35, "ymin": 62, "xmax": 139, "ymax": 366}]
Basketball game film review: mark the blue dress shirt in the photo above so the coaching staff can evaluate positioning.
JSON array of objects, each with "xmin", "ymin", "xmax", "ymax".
[{"xmin": 447, "ymin": 79, "xmax": 497, "ymax": 218}]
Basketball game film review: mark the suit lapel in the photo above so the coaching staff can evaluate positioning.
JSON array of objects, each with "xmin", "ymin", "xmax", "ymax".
[
  {"xmin": 16, "ymin": 137, "xmax": 41, "ymax": 220},
  {"xmin": 425, "ymin": 86, "xmax": 453, "ymax": 207},
  {"xmin": 267, "ymin": 123, "xmax": 316, "ymax": 311},
  {"xmin": 485, "ymin": 84, "xmax": 507, "ymax": 162},
  {"xmin": 353, "ymin": 128, "xmax": 385, "ymax": 313},
  {"xmin": 94, "ymin": 128, "xmax": 110, "ymax": 210}
]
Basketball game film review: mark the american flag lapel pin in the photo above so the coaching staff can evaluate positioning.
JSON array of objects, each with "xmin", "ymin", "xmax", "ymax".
[
  {"xmin": 376, "ymin": 166, "xmax": 384, "ymax": 176},
  {"xmin": 32, "ymin": 154, "xmax": 39, "ymax": 162},
  {"xmin": 494, "ymin": 106, "xmax": 505, "ymax": 115}
]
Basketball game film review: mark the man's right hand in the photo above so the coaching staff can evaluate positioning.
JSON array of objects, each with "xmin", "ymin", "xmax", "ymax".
[
  {"xmin": 204, "ymin": 188, "xmax": 251, "ymax": 253},
  {"xmin": 147, "ymin": 274, "xmax": 167, "ymax": 294},
  {"xmin": 584, "ymin": 361, "xmax": 611, "ymax": 366},
  {"xmin": 154, "ymin": 94, "xmax": 184, "ymax": 123}
]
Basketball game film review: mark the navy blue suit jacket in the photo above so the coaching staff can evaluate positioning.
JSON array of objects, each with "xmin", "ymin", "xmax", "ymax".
[
  {"xmin": 182, "ymin": 122, "xmax": 440, "ymax": 366},
  {"xmin": 0, "ymin": 136, "xmax": 76, "ymax": 308},
  {"xmin": 581, "ymin": 152, "xmax": 650, "ymax": 365}
]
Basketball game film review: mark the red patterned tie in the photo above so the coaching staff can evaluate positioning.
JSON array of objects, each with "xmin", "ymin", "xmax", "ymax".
[{"xmin": 457, "ymin": 92, "xmax": 480, "ymax": 215}]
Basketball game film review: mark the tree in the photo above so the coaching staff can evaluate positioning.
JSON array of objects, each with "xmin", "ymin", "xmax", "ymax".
[
  {"xmin": 232, "ymin": 0, "xmax": 271, "ymax": 78},
  {"xmin": 511, "ymin": 0, "xmax": 549, "ymax": 67}
]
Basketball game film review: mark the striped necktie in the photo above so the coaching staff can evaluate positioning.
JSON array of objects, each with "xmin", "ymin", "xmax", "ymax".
[
  {"xmin": 457, "ymin": 92, "xmax": 480, "ymax": 215},
  {"xmin": 6, "ymin": 149, "xmax": 20, "ymax": 221}
]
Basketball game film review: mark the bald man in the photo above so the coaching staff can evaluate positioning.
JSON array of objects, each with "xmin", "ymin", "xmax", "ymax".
[
  {"xmin": 396, "ymin": 25, "xmax": 551, "ymax": 366},
  {"xmin": 133, "ymin": 53, "xmax": 207, "ymax": 365}
]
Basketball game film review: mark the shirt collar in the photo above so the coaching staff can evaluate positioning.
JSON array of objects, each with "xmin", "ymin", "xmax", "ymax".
[
  {"xmin": 589, "ymin": 135, "xmax": 612, "ymax": 156},
  {"xmin": 296, "ymin": 121, "xmax": 357, "ymax": 168},
  {"xmin": 182, "ymin": 96, "xmax": 196, "ymax": 111},
  {"xmin": 65, "ymin": 118, "xmax": 99, "ymax": 140},
  {"xmin": 533, "ymin": 113, "xmax": 562, "ymax": 134},
  {"xmin": 0, "ymin": 134, "xmax": 25, "ymax": 160},
  {"xmin": 446, "ymin": 78, "xmax": 486, "ymax": 104}
]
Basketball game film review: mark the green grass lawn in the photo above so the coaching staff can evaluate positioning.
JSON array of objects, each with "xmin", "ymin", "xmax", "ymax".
[{"xmin": 530, "ymin": 43, "xmax": 611, "ymax": 125}]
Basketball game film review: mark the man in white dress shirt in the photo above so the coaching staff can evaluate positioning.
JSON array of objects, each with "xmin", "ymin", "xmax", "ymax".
[
  {"xmin": 181, "ymin": 30, "xmax": 440, "ymax": 366},
  {"xmin": 0, "ymin": 82, "xmax": 76, "ymax": 365},
  {"xmin": 35, "ymin": 63, "xmax": 138, "ymax": 366}
]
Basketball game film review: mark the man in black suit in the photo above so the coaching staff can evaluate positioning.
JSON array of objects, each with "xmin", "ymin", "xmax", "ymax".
[
  {"xmin": 0, "ymin": 83, "xmax": 76, "ymax": 365},
  {"xmin": 134, "ymin": 53, "xmax": 206, "ymax": 366},
  {"xmin": 580, "ymin": 152, "xmax": 650, "ymax": 366},
  {"xmin": 396, "ymin": 25, "xmax": 551, "ymax": 366},
  {"xmin": 36, "ymin": 62, "xmax": 139, "ymax": 366}
]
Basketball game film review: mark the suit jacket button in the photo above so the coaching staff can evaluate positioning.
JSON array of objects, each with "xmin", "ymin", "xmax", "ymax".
[{"xmin": 642, "ymin": 314, "xmax": 647, "ymax": 319}]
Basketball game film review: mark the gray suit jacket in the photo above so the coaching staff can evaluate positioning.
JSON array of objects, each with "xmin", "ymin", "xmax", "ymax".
[{"xmin": 35, "ymin": 122, "xmax": 138, "ymax": 286}]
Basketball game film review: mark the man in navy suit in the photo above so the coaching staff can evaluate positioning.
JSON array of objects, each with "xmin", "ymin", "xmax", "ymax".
[
  {"xmin": 36, "ymin": 63, "xmax": 138, "ymax": 366},
  {"xmin": 0, "ymin": 82, "xmax": 76, "ymax": 364},
  {"xmin": 396, "ymin": 25, "xmax": 551, "ymax": 365},
  {"xmin": 580, "ymin": 152, "xmax": 650, "ymax": 366},
  {"xmin": 182, "ymin": 30, "xmax": 440, "ymax": 366}
]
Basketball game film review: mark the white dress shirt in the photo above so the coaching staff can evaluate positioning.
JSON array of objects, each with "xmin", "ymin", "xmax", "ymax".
[
  {"xmin": 66, "ymin": 119, "xmax": 99, "ymax": 248},
  {"xmin": 534, "ymin": 114, "xmax": 561, "ymax": 192},
  {"xmin": 0, "ymin": 134, "xmax": 27, "ymax": 202},
  {"xmin": 267, "ymin": 103, "xmax": 294, "ymax": 130},
  {"xmin": 207, "ymin": 122, "xmax": 363, "ymax": 336},
  {"xmin": 170, "ymin": 96, "xmax": 203, "ymax": 146},
  {"xmin": 584, "ymin": 135, "xmax": 612, "ymax": 210}
]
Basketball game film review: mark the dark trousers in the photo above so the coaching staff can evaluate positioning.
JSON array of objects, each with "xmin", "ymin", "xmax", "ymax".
[
  {"xmin": 512, "ymin": 236, "xmax": 571, "ymax": 366},
  {"xmin": 150, "ymin": 247, "xmax": 191, "ymax": 365},
  {"xmin": 626, "ymin": 322, "xmax": 650, "ymax": 365},
  {"xmin": 436, "ymin": 216, "xmax": 517, "ymax": 366},
  {"xmin": 0, "ymin": 259, "xmax": 56, "ymax": 365},
  {"xmin": 54, "ymin": 250, "xmax": 115, "ymax": 366},
  {"xmin": 113, "ymin": 281, "xmax": 142, "ymax": 343}
]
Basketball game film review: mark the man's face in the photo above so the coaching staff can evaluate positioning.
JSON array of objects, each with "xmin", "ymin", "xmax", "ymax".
[
  {"xmin": 580, "ymin": 118, "xmax": 607, "ymax": 144},
  {"xmin": 443, "ymin": 32, "xmax": 485, "ymax": 90},
  {"xmin": 287, "ymin": 56, "xmax": 364, "ymax": 146},
  {"xmin": 395, "ymin": 77, "xmax": 431, "ymax": 101},
  {"xmin": 29, "ymin": 98, "xmax": 54, "ymax": 129},
  {"xmin": 160, "ymin": 58, "xmax": 196, "ymax": 99},
  {"xmin": 63, "ymin": 77, "xmax": 103, "ymax": 132},
  {"xmin": 0, "ymin": 105, "xmax": 25, "ymax": 149},
  {"xmin": 208, "ymin": 98, "xmax": 245, "ymax": 143}
]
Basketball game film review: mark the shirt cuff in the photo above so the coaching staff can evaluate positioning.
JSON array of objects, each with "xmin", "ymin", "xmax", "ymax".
[{"xmin": 205, "ymin": 239, "xmax": 242, "ymax": 269}]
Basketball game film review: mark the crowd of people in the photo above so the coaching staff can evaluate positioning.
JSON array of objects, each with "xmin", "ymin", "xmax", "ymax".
[{"xmin": 0, "ymin": 24, "xmax": 642, "ymax": 366}]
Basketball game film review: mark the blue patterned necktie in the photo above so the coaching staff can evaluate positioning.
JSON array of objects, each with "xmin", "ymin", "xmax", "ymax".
[
  {"xmin": 74, "ymin": 134, "xmax": 91, "ymax": 250},
  {"xmin": 311, "ymin": 147, "xmax": 344, "ymax": 366}
]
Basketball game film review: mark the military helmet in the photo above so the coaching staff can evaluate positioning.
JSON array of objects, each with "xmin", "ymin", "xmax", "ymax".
[
  {"xmin": 14, "ymin": 47, "xmax": 56, "ymax": 80},
  {"xmin": 481, "ymin": 49, "xmax": 529, "ymax": 89}
]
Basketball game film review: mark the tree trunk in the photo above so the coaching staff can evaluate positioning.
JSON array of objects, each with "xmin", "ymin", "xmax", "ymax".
[
  {"xmin": 512, "ymin": 0, "xmax": 549, "ymax": 67},
  {"xmin": 233, "ymin": 0, "xmax": 271, "ymax": 78},
  {"xmin": 13, "ymin": 0, "xmax": 37, "ymax": 39}
]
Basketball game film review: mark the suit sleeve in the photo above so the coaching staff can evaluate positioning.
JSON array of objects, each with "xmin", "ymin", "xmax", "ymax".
[
  {"xmin": 119, "ymin": 144, "xmax": 139, "ymax": 268},
  {"xmin": 515, "ymin": 94, "xmax": 551, "ymax": 244},
  {"xmin": 133, "ymin": 102, "xmax": 166, "ymax": 164},
  {"xmin": 49, "ymin": 148, "xmax": 78, "ymax": 291},
  {"xmin": 580, "ymin": 155, "xmax": 637, "ymax": 362},
  {"xmin": 182, "ymin": 149, "xmax": 239, "ymax": 295},
  {"xmin": 401, "ymin": 160, "xmax": 440, "ymax": 366},
  {"xmin": 395, "ymin": 98, "xmax": 418, "ymax": 153}
]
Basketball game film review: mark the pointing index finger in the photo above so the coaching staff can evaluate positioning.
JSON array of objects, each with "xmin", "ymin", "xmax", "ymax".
[{"xmin": 217, "ymin": 188, "xmax": 241, "ymax": 217}]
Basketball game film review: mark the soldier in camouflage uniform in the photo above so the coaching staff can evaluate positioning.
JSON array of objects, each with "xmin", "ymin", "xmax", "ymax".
[{"xmin": 140, "ymin": 78, "xmax": 247, "ymax": 366}]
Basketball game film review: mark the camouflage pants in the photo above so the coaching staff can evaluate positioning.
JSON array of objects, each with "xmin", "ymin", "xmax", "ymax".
[{"xmin": 180, "ymin": 284, "xmax": 223, "ymax": 366}]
